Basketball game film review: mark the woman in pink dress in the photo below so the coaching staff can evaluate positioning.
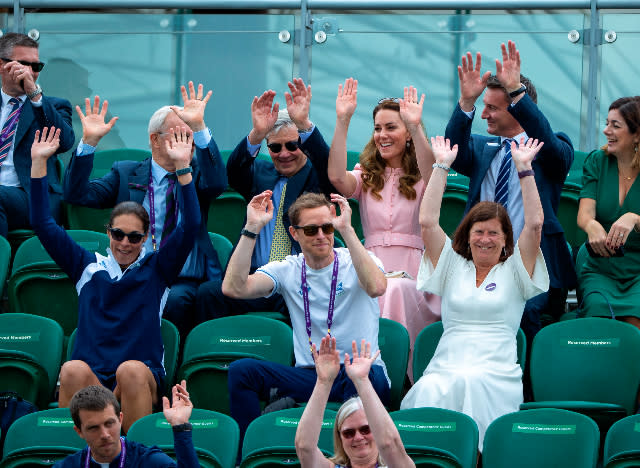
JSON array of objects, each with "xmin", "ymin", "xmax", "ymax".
[{"xmin": 327, "ymin": 78, "xmax": 441, "ymax": 379}]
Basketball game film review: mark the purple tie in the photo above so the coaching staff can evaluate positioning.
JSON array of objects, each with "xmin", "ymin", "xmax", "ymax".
[
  {"xmin": 160, "ymin": 173, "xmax": 178, "ymax": 248},
  {"xmin": 0, "ymin": 98, "xmax": 22, "ymax": 166}
]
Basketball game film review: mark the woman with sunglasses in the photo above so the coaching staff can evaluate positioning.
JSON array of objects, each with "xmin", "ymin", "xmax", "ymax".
[
  {"xmin": 327, "ymin": 78, "xmax": 440, "ymax": 379},
  {"xmin": 296, "ymin": 336, "xmax": 414, "ymax": 468},
  {"xmin": 29, "ymin": 126, "xmax": 200, "ymax": 432}
]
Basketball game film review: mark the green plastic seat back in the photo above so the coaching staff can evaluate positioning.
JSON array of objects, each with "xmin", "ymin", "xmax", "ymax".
[
  {"xmin": 332, "ymin": 199, "xmax": 364, "ymax": 245},
  {"xmin": 389, "ymin": 407, "xmax": 479, "ymax": 468},
  {"xmin": 207, "ymin": 192, "xmax": 247, "ymax": 245},
  {"xmin": 161, "ymin": 319, "xmax": 180, "ymax": 392},
  {"xmin": 208, "ymin": 232, "xmax": 233, "ymax": 270},
  {"xmin": 240, "ymin": 407, "xmax": 336, "ymax": 466},
  {"xmin": 530, "ymin": 318, "xmax": 640, "ymax": 415},
  {"xmin": 0, "ymin": 314, "xmax": 64, "ymax": 408},
  {"xmin": 441, "ymin": 185, "xmax": 468, "ymax": 238},
  {"xmin": 447, "ymin": 171, "xmax": 470, "ymax": 188},
  {"xmin": 178, "ymin": 316, "xmax": 293, "ymax": 413},
  {"xmin": 565, "ymin": 150, "xmax": 589, "ymax": 187},
  {"xmin": 413, "ymin": 322, "xmax": 526, "ymax": 383},
  {"xmin": 604, "ymin": 414, "xmax": 640, "ymax": 467},
  {"xmin": 2, "ymin": 408, "xmax": 85, "ymax": 463},
  {"xmin": 8, "ymin": 231, "xmax": 110, "ymax": 337},
  {"xmin": 65, "ymin": 204, "xmax": 111, "ymax": 232},
  {"xmin": 0, "ymin": 235, "xmax": 11, "ymax": 297},
  {"xmin": 558, "ymin": 191, "xmax": 587, "ymax": 249},
  {"xmin": 127, "ymin": 408, "xmax": 239, "ymax": 468},
  {"xmin": 483, "ymin": 408, "xmax": 600, "ymax": 468},
  {"xmin": 378, "ymin": 318, "xmax": 409, "ymax": 410},
  {"xmin": 90, "ymin": 148, "xmax": 151, "ymax": 178}
]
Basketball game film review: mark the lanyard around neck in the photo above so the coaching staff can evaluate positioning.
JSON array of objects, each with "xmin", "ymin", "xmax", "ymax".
[
  {"xmin": 85, "ymin": 436, "xmax": 125, "ymax": 468},
  {"xmin": 302, "ymin": 250, "xmax": 339, "ymax": 357}
]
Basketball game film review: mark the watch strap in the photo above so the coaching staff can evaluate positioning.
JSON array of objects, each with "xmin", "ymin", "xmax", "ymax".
[
  {"xmin": 508, "ymin": 85, "xmax": 526, "ymax": 98},
  {"xmin": 518, "ymin": 169, "xmax": 535, "ymax": 179},
  {"xmin": 241, "ymin": 228, "xmax": 258, "ymax": 239},
  {"xmin": 172, "ymin": 422, "xmax": 192, "ymax": 432},
  {"xmin": 27, "ymin": 85, "xmax": 42, "ymax": 100},
  {"xmin": 175, "ymin": 166, "xmax": 193, "ymax": 176}
]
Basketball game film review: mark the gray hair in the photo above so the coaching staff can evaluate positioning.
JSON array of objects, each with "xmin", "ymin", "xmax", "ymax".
[
  {"xmin": 266, "ymin": 108, "xmax": 298, "ymax": 141},
  {"xmin": 0, "ymin": 32, "xmax": 39, "ymax": 58},
  {"xmin": 147, "ymin": 105, "xmax": 183, "ymax": 135}
]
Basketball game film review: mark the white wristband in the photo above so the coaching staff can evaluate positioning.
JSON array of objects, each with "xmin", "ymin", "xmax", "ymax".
[{"xmin": 432, "ymin": 163, "xmax": 451, "ymax": 172}]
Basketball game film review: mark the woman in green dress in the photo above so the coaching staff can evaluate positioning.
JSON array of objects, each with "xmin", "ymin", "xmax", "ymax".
[{"xmin": 577, "ymin": 96, "xmax": 640, "ymax": 329}]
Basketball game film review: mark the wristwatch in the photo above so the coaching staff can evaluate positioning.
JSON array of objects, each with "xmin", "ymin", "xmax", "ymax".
[
  {"xmin": 172, "ymin": 422, "xmax": 192, "ymax": 432},
  {"xmin": 241, "ymin": 228, "xmax": 258, "ymax": 239},
  {"xmin": 508, "ymin": 84, "xmax": 526, "ymax": 99},
  {"xmin": 175, "ymin": 166, "xmax": 193, "ymax": 176},
  {"xmin": 27, "ymin": 84, "xmax": 42, "ymax": 100}
]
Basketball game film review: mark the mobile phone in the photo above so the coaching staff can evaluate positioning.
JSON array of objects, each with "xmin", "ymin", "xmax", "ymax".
[{"xmin": 585, "ymin": 241, "xmax": 625, "ymax": 258}]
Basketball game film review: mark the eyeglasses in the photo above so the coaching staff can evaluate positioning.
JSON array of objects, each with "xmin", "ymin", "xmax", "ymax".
[
  {"xmin": 108, "ymin": 227, "xmax": 146, "ymax": 244},
  {"xmin": 293, "ymin": 223, "xmax": 335, "ymax": 237},
  {"xmin": 378, "ymin": 97, "xmax": 400, "ymax": 104},
  {"xmin": 0, "ymin": 57, "xmax": 45, "ymax": 72},
  {"xmin": 341, "ymin": 425, "xmax": 371, "ymax": 439},
  {"xmin": 267, "ymin": 137, "xmax": 302, "ymax": 154}
]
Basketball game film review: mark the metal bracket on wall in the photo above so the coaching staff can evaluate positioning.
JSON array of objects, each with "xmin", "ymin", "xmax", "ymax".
[
  {"xmin": 574, "ymin": 27, "xmax": 616, "ymax": 46},
  {"xmin": 312, "ymin": 17, "xmax": 338, "ymax": 44}
]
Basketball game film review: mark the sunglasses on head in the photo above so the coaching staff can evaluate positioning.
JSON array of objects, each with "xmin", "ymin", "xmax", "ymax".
[
  {"xmin": 378, "ymin": 97, "xmax": 400, "ymax": 104},
  {"xmin": 108, "ymin": 227, "xmax": 145, "ymax": 244},
  {"xmin": 293, "ymin": 223, "xmax": 335, "ymax": 237},
  {"xmin": 341, "ymin": 425, "xmax": 371, "ymax": 439},
  {"xmin": 267, "ymin": 137, "xmax": 302, "ymax": 154},
  {"xmin": 1, "ymin": 57, "xmax": 45, "ymax": 72}
]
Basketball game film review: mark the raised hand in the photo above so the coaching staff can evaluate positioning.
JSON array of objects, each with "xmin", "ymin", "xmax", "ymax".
[
  {"xmin": 164, "ymin": 126, "xmax": 194, "ymax": 169},
  {"xmin": 162, "ymin": 380, "xmax": 193, "ymax": 426},
  {"xmin": 249, "ymin": 90, "xmax": 279, "ymax": 145},
  {"xmin": 495, "ymin": 40, "xmax": 522, "ymax": 92},
  {"xmin": 171, "ymin": 81, "xmax": 212, "ymax": 132},
  {"xmin": 510, "ymin": 136, "xmax": 543, "ymax": 171},
  {"xmin": 246, "ymin": 190, "xmax": 274, "ymax": 232},
  {"xmin": 75, "ymin": 96, "xmax": 118, "ymax": 147},
  {"xmin": 335, "ymin": 78, "xmax": 358, "ymax": 122},
  {"xmin": 458, "ymin": 52, "xmax": 490, "ymax": 112},
  {"xmin": 344, "ymin": 340, "xmax": 380, "ymax": 383},
  {"xmin": 431, "ymin": 135, "xmax": 458, "ymax": 167},
  {"xmin": 285, "ymin": 78, "xmax": 312, "ymax": 130},
  {"xmin": 313, "ymin": 335, "xmax": 340, "ymax": 384},
  {"xmin": 31, "ymin": 127, "xmax": 61, "ymax": 162},
  {"xmin": 330, "ymin": 193, "xmax": 352, "ymax": 234},
  {"xmin": 399, "ymin": 86, "xmax": 425, "ymax": 133}
]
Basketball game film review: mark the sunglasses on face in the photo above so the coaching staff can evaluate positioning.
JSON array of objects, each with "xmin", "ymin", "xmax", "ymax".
[
  {"xmin": 1, "ymin": 57, "xmax": 45, "ymax": 72},
  {"xmin": 341, "ymin": 425, "xmax": 371, "ymax": 439},
  {"xmin": 293, "ymin": 223, "xmax": 335, "ymax": 237},
  {"xmin": 378, "ymin": 97, "xmax": 400, "ymax": 104},
  {"xmin": 108, "ymin": 227, "xmax": 145, "ymax": 244},
  {"xmin": 267, "ymin": 137, "xmax": 302, "ymax": 154}
]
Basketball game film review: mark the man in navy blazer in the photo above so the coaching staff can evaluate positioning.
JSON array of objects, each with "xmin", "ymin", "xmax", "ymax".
[
  {"xmin": 195, "ymin": 78, "xmax": 335, "ymax": 323},
  {"xmin": 0, "ymin": 32, "xmax": 74, "ymax": 236},
  {"xmin": 63, "ymin": 82, "xmax": 227, "ymax": 338},
  {"xmin": 444, "ymin": 41, "xmax": 577, "ymax": 344}
]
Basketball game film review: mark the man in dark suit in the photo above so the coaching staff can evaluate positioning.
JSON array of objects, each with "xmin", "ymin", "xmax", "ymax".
[
  {"xmin": 444, "ymin": 40, "xmax": 576, "ymax": 343},
  {"xmin": 63, "ymin": 82, "xmax": 227, "ymax": 338},
  {"xmin": 195, "ymin": 78, "xmax": 335, "ymax": 322},
  {"xmin": 0, "ymin": 32, "xmax": 74, "ymax": 236}
]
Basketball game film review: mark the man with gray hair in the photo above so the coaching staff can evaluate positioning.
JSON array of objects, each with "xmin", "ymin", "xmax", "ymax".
[
  {"xmin": 63, "ymin": 81, "xmax": 227, "ymax": 339},
  {"xmin": 195, "ymin": 78, "xmax": 335, "ymax": 321}
]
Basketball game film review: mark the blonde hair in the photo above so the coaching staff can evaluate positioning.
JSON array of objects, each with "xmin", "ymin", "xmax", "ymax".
[{"xmin": 328, "ymin": 396, "xmax": 385, "ymax": 466}]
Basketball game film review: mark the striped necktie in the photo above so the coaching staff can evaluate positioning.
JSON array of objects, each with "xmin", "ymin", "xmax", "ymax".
[
  {"xmin": 0, "ymin": 98, "xmax": 22, "ymax": 166},
  {"xmin": 269, "ymin": 182, "xmax": 291, "ymax": 262},
  {"xmin": 160, "ymin": 173, "xmax": 177, "ymax": 248},
  {"xmin": 494, "ymin": 138, "xmax": 513, "ymax": 208}
]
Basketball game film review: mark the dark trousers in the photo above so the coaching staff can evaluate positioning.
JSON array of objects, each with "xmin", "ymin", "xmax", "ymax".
[
  {"xmin": 228, "ymin": 358, "xmax": 390, "ymax": 443},
  {"xmin": 0, "ymin": 186, "xmax": 30, "ymax": 237},
  {"xmin": 194, "ymin": 279, "xmax": 288, "ymax": 323}
]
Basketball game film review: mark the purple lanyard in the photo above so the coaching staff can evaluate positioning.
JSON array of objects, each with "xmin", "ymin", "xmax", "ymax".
[
  {"xmin": 302, "ymin": 250, "xmax": 339, "ymax": 356},
  {"xmin": 147, "ymin": 171, "xmax": 178, "ymax": 252},
  {"xmin": 84, "ymin": 436, "xmax": 125, "ymax": 468}
]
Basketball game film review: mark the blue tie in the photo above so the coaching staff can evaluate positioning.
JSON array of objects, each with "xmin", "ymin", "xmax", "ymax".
[
  {"xmin": 0, "ymin": 98, "xmax": 22, "ymax": 166},
  {"xmin": 494, "ymin": 138, "xmax": 513, "ymax": 208}
]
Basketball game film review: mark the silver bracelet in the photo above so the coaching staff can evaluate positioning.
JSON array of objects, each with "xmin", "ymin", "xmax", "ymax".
[{"xmin": 432, "ymin": 162, "xmax": 451, "ymax": 172}]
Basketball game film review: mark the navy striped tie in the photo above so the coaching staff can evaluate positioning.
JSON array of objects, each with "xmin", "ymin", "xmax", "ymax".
[
  {"xmin": 0, "ymin": 98, "xmax": 22, "ymax": 166},
  {"xmin": 160, "ymin": 173, "xmax": 177, "ymax": 248},
  {"xmin": 494, "ymin": 138, "xmax": 513, "ymax": 207}
]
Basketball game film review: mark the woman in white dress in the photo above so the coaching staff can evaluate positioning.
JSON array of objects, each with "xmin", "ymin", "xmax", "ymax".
[{"xmin": 401, "ymin": 136, "xmax": 550, "ymax": 450}]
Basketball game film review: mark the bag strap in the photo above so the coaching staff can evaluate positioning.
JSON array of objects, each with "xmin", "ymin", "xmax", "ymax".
[{"xmin": 576, "ymin": 290, "xmax": 615, "ymax": 320}]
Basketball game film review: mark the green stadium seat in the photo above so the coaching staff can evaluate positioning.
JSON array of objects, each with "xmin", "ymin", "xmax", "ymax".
[
  {"xmin": 483, "ymin": 408, "xmax": 599, "ymax": 468},
  {"xmin": 1, "ymin": 408, "xmax": 85, "ymax": 467},
  {"xmin": 240, "ymin": 407, "xmax": 336, "ymax": 468},
  {"xmin": 521, "ymin": 318, "xmax": 640, "ymax": 436},
  {"xmin": 441, "ymin": 184, "xmax": 468, "ymax": 237},
  {"xmin": 558, "ymin": 190, "xmax": 587, "ymax": 251},
  {"xmin": 208, "ymin": 232, "xmax": 233, "ymax": 270},
  {"xmin": 178, "ymin": 316, "xmax": 293, "ymax": 414},
  {"xmin": 378, "ymin": 318, "xmax": 409, "ymax": 411},
  {"xmin": 390, "ymin": 407, "xmax": 479, "ymax": 468},
  {"xmin": 565, "ymin": 150, "xmax": 589, "ymax": 188},
  {"xmin": 0, "ymin": 235, "xmax": 11, "ymax": 297},
  {"xmin": 412, "ymin": 321, "xmax": 526, "ymax": 383},
  {"xmin": 127, "ymin": 408, "xmax": 239, "ymax": 468},
  {"xmin": 207, "ymin": 192, "xmax": 247, "ymax": 245},
  {"xmin": 603, "ymin": 414, "xmax": 640, "ymax": 468},
  {"xmin": 0, "ymin": 314, "xmax": 64, "ymax": 409}
]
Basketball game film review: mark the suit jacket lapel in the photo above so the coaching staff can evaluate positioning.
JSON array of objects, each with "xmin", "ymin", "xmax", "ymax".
[
  {"xmin": 127, "ymin": 160, "xmax": 151, "ymax": 204},
  {"xmin": 14, "ymin": 99, "xmax": 33, "ymax": 148}
]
